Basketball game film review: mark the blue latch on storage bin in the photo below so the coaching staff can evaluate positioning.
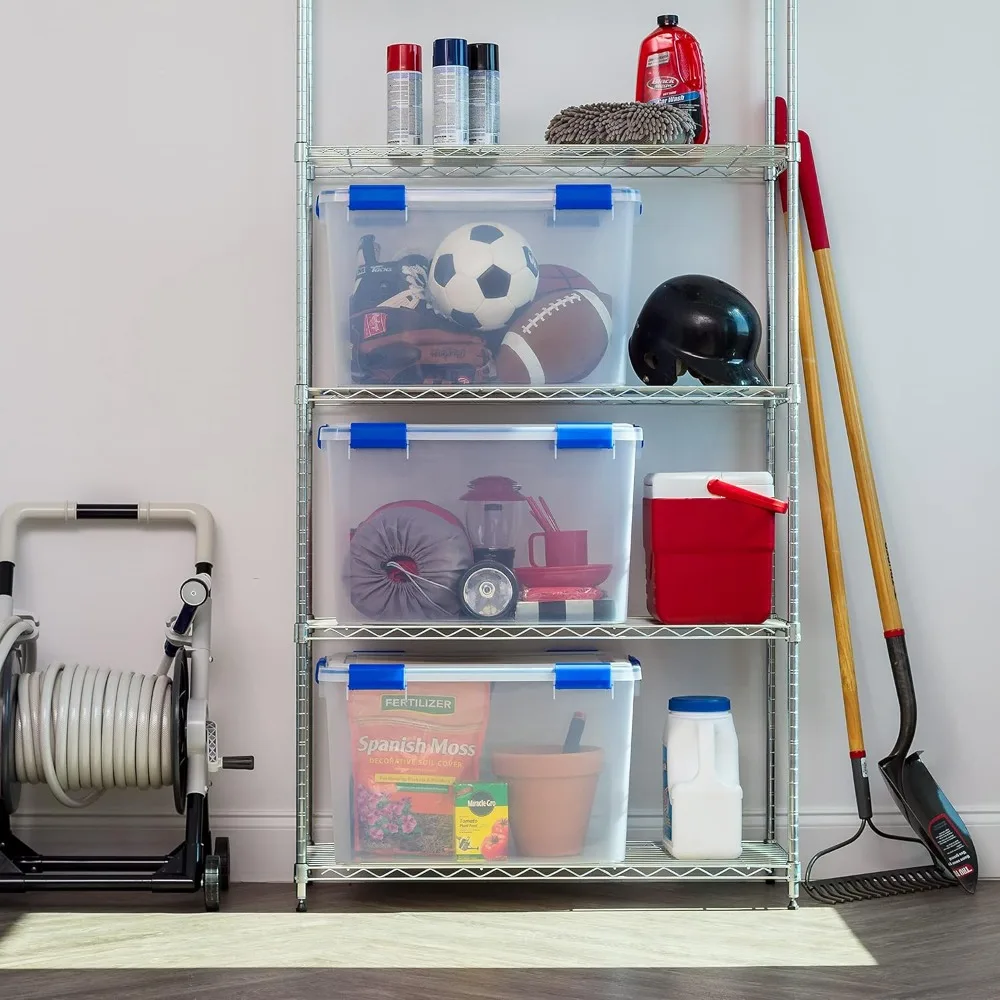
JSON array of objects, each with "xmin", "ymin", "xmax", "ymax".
[
  {"xmin": 556, "ymin": 423, "xmax": 614, "ymax": 451},
  {"xmin": 348, "ymin": 184, "xmax": 406, "ymax": 213},
  {"xmin": 348, "ymin": 662, "xmax": 406, "ymax": 691},
  {"xmin": 554, "ymin": 663, "xmax": 613, "ymax": 691},
  {"xmin": 314, "ymin": 656, "xmax": 328, "ymax": 683},
  {"xmin": 554, "ymin": 184, "xmax": 614, "ymax": 212},
  {"xmin": 553, "ymin": 184, "xmax": 614, "ymax": 227},
  {"xmin": 349, "ymin": 422, "xmax": 408, "ymax": 450}
]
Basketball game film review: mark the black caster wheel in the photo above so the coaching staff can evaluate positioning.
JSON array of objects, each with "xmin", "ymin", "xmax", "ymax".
[
  {"xmin": 766, "ymin": 878, "xmax": 777, "ymax": 885},
  {"xmin": 215, "ymin": 836, "xmax": 231, "ymax": 892},
  {"xmin": 204, "ymin": 855, "xmax": 222, "ymax": 912},
  {"xmin": 296, "ymin": 900, "xmax": 307, "ymax": 913}
]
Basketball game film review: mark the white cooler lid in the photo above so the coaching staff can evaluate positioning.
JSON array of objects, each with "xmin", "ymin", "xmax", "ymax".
[{"xmin": 644, "ymin": 471, "xmax": 774, "ymax": 500}]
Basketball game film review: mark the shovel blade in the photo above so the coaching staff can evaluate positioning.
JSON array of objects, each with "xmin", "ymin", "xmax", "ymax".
[{"xmin": 879, "ymin": 751, "xmax": 977, "ymax": 892}]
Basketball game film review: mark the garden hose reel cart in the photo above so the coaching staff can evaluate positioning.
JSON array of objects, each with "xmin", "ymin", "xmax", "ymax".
[{"xmin": 0, "ymin": 502, "xmax": 254, "ymax": 910}]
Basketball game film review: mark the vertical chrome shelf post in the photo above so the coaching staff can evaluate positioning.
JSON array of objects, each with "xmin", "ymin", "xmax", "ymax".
[
  {"xmin": 294, "ymin": 0, "xmax": 314, "ymax": 913},
  {"xmin": 762, "ymin": 0, "xmax": 779, "ymax": 855},
  {"xmin": 783, "ymin": 0, "xmax": 802, "ymax": 909}
]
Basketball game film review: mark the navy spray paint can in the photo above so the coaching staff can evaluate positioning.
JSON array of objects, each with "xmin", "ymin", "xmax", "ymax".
[{"xmin": 432, "ymin": 38, "xmax": 469, "ymax": 146}]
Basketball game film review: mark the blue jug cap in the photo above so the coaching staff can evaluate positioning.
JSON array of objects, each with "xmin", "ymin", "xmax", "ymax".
[{"xmin": 669, "ymin": 695, "xmax": 731, "ymax": 713}]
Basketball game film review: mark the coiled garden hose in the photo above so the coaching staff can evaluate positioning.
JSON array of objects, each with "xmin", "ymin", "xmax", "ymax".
[{"xmin": 0, "ymin": 615, "xmax": 174, "ymax": 808}]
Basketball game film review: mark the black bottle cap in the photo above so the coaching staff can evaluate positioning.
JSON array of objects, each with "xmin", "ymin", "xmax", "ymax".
[
  {"xmin": 470, "ymin": 42, "xmax": 499, "ymax": 72},
  {"xmin": 657, "ymin": 14, "xmax": 680, "ymax": 26}
]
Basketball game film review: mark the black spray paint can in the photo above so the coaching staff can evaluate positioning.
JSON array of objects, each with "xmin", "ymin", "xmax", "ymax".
[{"xmin": 469, "ymin": 43, "xmax": 500, "ymax": 145}]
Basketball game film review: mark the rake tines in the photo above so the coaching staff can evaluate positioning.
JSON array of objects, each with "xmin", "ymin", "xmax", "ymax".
[
  {"xmin": 804, "ymin": 864, "xmax": 958, "ymax": 904},
  {"xmin": 802, "ymin": 818, "xmax": 962, "ymax": 904}
]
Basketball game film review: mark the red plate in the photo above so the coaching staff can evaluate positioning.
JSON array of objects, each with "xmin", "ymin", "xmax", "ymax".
[{"xmin": 514, "ymin": 564, "xmax": 613, "ymax": 589}]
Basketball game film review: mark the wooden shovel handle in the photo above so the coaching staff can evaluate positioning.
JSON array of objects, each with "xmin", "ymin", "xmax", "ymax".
[{"xmin": 798, "ymin": 130, "xmax": 904, "ymax": 634}]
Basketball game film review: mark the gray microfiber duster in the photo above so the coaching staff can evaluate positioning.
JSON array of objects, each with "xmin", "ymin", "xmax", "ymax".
[{"xmin": 545, "ymin": 101, "xmax": 697, "ymax": 145}]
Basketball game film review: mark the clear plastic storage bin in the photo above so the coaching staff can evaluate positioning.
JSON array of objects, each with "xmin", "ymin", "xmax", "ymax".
[
  {"xmin": 315, "ymin": 184, "xmax": 641, "ymax": 387},
  {"xmin": 316, "ymin": 653, "xmax": 641, "ymax": 865},
  {"xmin": 314, "ymin": 422, "xmax": 643, "ymax": 625}
]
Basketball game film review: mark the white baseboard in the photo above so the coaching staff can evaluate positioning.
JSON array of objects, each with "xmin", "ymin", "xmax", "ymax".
[{"xmin": 11, "ymin": 808, "xmax": 1000, "ymax": 884}]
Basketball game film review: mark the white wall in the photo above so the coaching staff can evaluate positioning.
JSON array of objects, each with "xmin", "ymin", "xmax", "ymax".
[{"xmin": 1, "ymin": 1, "xmax": 997, "ymax": 883}]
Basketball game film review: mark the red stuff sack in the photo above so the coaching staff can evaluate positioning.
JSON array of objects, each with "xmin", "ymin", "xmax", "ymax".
[{"xmin": 348, "ymin": 683, "xmax": 491, "ymax": 857}]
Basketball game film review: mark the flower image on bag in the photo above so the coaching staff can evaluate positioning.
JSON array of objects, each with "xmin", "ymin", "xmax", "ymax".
[
  {"xmin": 356, "ymin": 786, "xmax": 420, "ymax": 846},
  {"xmin": 348, "ymin": 683, "xmax": 491, "ymax": 857}
]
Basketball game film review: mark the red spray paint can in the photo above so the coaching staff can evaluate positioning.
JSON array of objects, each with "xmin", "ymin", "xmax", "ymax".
[{"xmin": 635, "ymin": 15, "xmax": 709, "ymax": 144}]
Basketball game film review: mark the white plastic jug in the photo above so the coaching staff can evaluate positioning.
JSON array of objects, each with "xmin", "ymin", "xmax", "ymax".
[{"xmin": 663, "ymin": 695, "xmax": 742, "ymax": 860}]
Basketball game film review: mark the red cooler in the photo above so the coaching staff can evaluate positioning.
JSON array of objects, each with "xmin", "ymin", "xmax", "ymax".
[{"xmin": 643, "ymin": 472, "xmax": 788, "ymax": 625}]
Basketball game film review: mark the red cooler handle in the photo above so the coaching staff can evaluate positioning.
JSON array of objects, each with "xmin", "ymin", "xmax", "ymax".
[{"xmin": 707, "ymin": 478, "xmax": 789, "ymax": 514}]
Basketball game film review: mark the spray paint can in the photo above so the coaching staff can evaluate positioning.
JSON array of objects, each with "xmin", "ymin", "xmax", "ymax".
[
  {"xmin": 469, "ymin": 43, "xmax": 500, "ymax": 145},
  {"xmin": 432, "ymin": 37, "xmax": 469, "ymax": 146},
  {"xmin": 386, "ymin": 43, "xmax": 423, "ymax": 145}
]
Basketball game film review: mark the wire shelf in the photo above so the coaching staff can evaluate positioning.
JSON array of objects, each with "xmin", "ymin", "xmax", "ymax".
[
  {"xmin": 306, "ymin": 617, "xmax": 789, "ymax": 641},
  {"xmin": 311, "ymin": 384, "xmax": 790, "ymax": 405},
  {"xmin": 310, "ymin": 144, "xmax": 789, "ymax": 180},
  {"xmin": 306, "ymin": 841, "xmax": 789, "ymax": 881}
]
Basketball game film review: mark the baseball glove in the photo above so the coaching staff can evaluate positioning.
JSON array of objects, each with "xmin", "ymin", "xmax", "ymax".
[{"xmin": 350, "ymin": 235, "xmax": 497, "ymax": 385}]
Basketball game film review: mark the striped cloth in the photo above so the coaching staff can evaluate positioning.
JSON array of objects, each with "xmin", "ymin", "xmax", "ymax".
[{"xmin": 514, "ymin": 599, "xmax": 619, "ymax": 622}]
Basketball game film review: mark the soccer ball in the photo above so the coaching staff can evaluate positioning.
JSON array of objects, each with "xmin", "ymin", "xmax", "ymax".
[{"xmin": 427, "ymin": 223, "xmax": 540, "ymax": 331}]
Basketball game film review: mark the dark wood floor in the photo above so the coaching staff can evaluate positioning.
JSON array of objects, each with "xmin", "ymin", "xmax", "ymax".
[{"xmin": 1, "ymin": 880, "xmax": 996, "ymax": 999}]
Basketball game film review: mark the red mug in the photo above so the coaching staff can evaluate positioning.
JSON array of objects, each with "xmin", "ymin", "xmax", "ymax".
[{"xmin": 528, "ymin": 529, "xmax": 588, "ymax": 568}]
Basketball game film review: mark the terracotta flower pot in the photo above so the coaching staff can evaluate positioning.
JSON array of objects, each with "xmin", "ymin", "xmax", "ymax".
[{"xmin": 492, "ymin": 745, "xmax": 604, "ymax": 857}]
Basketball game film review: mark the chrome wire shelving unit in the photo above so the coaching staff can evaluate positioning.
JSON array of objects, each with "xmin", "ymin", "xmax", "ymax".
[{"xmin": 295, "ymin": 0, "xmax": 801, "ymax": 909}]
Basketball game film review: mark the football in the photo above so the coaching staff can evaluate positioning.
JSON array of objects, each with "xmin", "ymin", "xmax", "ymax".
[
  {"xmin": 428, "ymin": 222, "xmax": 540, "ymax": 331},
  {"xmin": 534, "ymin": 263, "xmax": 600, "ymax": 297},
  {"xmin": 495, "ymin": 289, "xmax": 613, "ymax": 385}
]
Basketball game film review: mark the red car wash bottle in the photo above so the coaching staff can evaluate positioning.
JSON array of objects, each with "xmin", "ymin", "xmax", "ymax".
[{"xmin": 636, "ymin": 15, "xmax": 709, "ymax": 144}]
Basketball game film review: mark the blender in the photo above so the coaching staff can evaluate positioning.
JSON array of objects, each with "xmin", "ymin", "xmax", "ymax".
[
  {"xmin": 461, "ymin": 475, "xmax": 525, "ymax": 569},
  {"xmin": 457, "ymin": 476, "xmax": 524, "ymax": 619}
]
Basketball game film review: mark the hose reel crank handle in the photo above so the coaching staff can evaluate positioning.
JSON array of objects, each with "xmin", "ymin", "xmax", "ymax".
[
  {"xmin": 205, "ymin": 719, "xmax": 255, "ymax": 774},
  {"xmin": 164, "ymin": 573, "xmax": 212, "ymax": 659},
  {"xmin": 222, "ymin": 756, "xmax": 255, "ymax": 770}
]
